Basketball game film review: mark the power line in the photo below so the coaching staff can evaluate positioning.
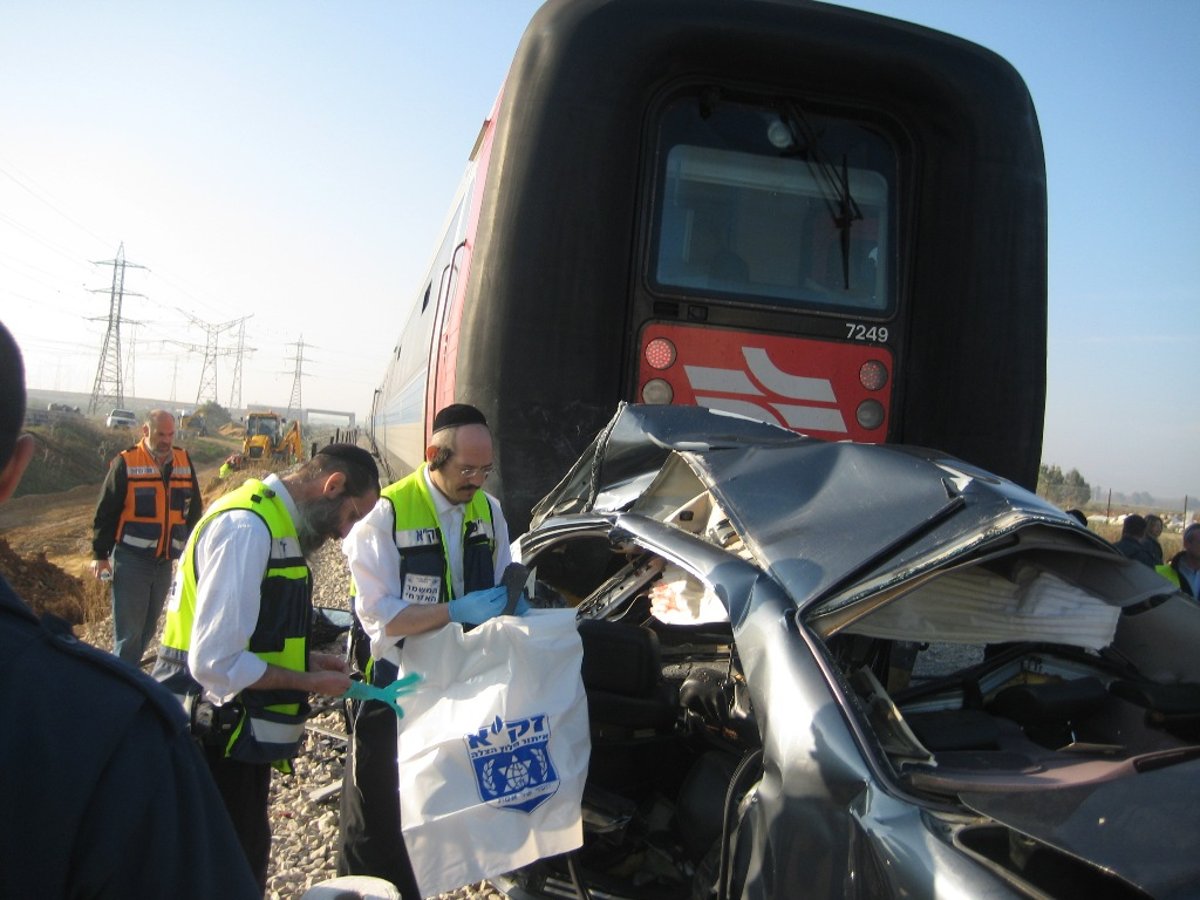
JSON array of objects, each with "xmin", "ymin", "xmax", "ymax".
[
  {"xmin": 0, "ymin": 208, "xmax": 101, "ymax": 271},
  {"xmin": 148, "ymin": 268, "xmax": 240, "ymax": 325},
  {"xmin": 0, "ymin": 153, "xmax": 115, "ymax": 249},
  {"xmin": 0, "ymin": 249, "xmax": 89, "ymax": 286}
]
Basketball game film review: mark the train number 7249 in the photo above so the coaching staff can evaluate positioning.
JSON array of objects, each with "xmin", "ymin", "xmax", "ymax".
[{"xmin": 846, "ymin": 323, "xmax": 889, "ymax": 343}]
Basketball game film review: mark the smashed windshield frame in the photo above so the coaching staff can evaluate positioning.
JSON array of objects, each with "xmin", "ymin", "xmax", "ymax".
[{"xmin": 649, "ymin": 89, "xmax": 897, "ymax": 316}]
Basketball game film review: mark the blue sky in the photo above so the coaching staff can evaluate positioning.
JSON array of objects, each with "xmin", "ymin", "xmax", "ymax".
[{"xmin": 1, "ymin": 1, "xmax": 1196, "ymax": 503}]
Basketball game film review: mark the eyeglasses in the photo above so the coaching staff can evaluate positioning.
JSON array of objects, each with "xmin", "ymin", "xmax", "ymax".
[{"xmin": 457, "ymin": 464, "xmax": 494, "ymax": 479}]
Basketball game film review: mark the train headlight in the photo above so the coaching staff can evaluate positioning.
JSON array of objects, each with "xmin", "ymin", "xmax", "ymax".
[
  {"xmin": 859, "ymin": 359, "xmax": 888, "ymax": 391},
  {"xmin": 644, "ymin": 337, "xmax": 677, "ymax": 370},
  {"xmin": 641, "ymin": 379, "xmax": 673, "ymax": 405},
  {"xmin": 856, "ymin": 399, "xmax": 885, "ymax": 430}
]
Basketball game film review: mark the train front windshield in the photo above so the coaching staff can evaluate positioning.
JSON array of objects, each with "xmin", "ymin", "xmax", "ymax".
[{"xmin": 651, "ymin": 94, "xmax": 895, "ymax": 317}]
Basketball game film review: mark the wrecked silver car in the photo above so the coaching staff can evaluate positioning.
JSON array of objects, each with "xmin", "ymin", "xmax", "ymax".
[{"xmin": 498, "ymin": 403, "xmax": 1199, "ymax": 899}]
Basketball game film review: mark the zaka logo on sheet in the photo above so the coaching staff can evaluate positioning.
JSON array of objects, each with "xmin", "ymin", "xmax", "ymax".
[{"xmin": 464, "ymin": 714, "xmax": 559, "ymax": 813}]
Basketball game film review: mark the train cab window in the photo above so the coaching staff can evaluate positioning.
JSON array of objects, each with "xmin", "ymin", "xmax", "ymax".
[{"xmin": 650, "ymin": 93, "xmax": 896, "ymax": 316}]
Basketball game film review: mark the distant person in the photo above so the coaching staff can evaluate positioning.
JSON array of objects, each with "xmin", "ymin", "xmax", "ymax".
[
  {"xmin": 0, "ymin": 321, "xmax": 260, "ymax": 898},
  {"xmin": 1065, "ymin": 508, "xmax": 1088, "ymax": 527},
  {"xmin": 1157, "ymin": 522, "xmax": 1200, "ymax": 600},
  {"xmin": 1142, "ymin": 513, "xmax": 1165, "ymax": 566},
  {"xmin": 151, "ymin": 442, "xmax": 380, "ymax": 890},
  {"xmin": 219, "ymin": 453, "xmax": 243, "ymax": 479},
  {"xmin": 91, "ymin": 409, "xmax": 203, "ymax": 667},
  {"xmin": 337, "ymin": 403, "xmax": 516, "ymax": 897},
  {"xmin": 1113, "ymin": 514, "xmax": 1156, "ymax": 567}
]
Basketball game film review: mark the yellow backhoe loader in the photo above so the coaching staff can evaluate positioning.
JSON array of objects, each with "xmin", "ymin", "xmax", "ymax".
[{"xmin": 242, "ymin": 412, "xmax": 304, "ymax": 463}]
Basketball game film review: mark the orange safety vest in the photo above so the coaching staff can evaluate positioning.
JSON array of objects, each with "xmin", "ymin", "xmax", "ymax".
[{"xmin": 115, "ymin": 443, "xmax": 196, "ymax": 560}]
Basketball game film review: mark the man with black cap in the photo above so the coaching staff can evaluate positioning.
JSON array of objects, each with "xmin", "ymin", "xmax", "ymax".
[
  {"xmin": 0, "ymin": 321, "xmax": 260, "ymax": 898},
  {"xmin": 152, "ymin": 441, "xmax": 381, "ymax": 889},
  {"xmin": 336, "ymin": 402, "xmax": 516, "ymax": 895}
]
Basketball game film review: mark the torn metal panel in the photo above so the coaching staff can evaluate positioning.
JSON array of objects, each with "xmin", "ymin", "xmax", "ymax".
[{"xmin": 529, "ymin": 402, "xmax": 799, "ymax": 529}]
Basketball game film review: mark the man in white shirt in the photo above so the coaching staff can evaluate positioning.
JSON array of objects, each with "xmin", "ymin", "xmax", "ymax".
[
  {"xmin": 153, "ymin": 443, "xmax": 380, "ymax": 889},
  {"xmin": 336, "ymin": 404, "xmax": 515, "ymax": 897}
]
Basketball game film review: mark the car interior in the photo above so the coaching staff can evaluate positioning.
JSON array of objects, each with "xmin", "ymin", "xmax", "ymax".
[
  {"xmin": 822, "ymin": 557, "xmax": 1200, "ymax": 895},
  {"xmin": 821, "ymin": 552, "xmax": 1200, "ymax": 795},
  {"xmin": 510, "ymin": 499, "xmax": 1200, "ymax": 898},
  {"xmin": 514, "ymin": 532, "xmax": 754, "ymax": 899}
]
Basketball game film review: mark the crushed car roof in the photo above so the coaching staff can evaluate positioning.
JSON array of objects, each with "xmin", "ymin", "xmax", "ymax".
[{"xmin": 531, "ymin": 404, "xmax": 1174, "ymax": 620}]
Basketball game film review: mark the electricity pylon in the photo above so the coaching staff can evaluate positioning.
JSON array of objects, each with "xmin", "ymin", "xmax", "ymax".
[
  {"xmin": 178, "ymin": 311, "xmax": 249, "ymax": 407},
  {"xmin": 87, "ymin": 243, "xmax": 146, "ymax": 414},
  {"xmin": 228, "ymin": 316, "xmax": 254, "ymax": 411},
  {"xmin": 286, "ymin": 337, "xmax": 308, "ymax": 417}
]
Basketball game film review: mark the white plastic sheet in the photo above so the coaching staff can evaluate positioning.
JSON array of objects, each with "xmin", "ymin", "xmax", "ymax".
[
  {"xmin": 396, "ymin": 609, "xmax": 589, "ymax": 898},
  {"xmin": 844, "ymin": 569, "xmax": 1121, "ymax": 650}
]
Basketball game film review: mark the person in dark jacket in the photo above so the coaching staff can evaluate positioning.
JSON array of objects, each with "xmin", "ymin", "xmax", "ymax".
[
  {"xmin": 1114, "ymin": 514, "xmax": 1156, "ymax": 568},
  {"xmin": 1142, "ymin": 514, "xmax": 1165, "ymax": 566},
  {"xmin": 0, "ymin": 320, "xmax": 259, "ymax": 899},
  {"xmin": 91, "ymin": 408, "xmax": 203, "ymax": 666}
]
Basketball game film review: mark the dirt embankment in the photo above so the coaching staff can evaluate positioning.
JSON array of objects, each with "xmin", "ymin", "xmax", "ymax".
[
  {"xmin": 0, "ymin": 483, "xmax": 101, "ymax": 577},
  {"xmin": 0, "ymin": 483, "xmax": 109, "ymax": 624},
  {"xmin": 0, "ymin": 424, "xmax": 242, "ymax": 624}
]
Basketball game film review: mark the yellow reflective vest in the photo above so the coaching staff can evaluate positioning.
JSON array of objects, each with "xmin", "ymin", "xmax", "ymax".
[
  {"xmin": 1157, "ymin": 560, "xmax": 1197, "ymax": 599},
  {"xmin": 156, "ymin": 478, "xmax": 311, "ymax": 764},
  {"xmin": 382, "ymin": 464, "xmax": 497, "ymax": 604}
]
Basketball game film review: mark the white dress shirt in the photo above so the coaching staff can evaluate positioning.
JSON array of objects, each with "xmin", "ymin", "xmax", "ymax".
[
  {"xmin": 343, "ymin": 467, "xmax": 511, "ymax": 662},
  {"xmin": 183, "ymin": 473, "xmax": 297, "ymax": 705}
]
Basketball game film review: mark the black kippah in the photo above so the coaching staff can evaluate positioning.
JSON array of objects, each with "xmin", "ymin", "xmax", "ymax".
[
  {"xmin": 316, "ymin": 442, "xmax": 379, "ymax": 483},
  {"xmin": 432, "ymin": 403, "xmax": 488, "ymax": 433}
]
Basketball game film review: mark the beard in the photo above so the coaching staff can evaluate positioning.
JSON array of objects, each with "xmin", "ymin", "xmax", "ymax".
[{"xmin": 295, "ymin": 494, "xmax": 344, "ymax": 557}]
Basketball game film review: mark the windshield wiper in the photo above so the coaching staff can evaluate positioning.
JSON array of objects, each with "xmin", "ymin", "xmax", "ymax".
[{"xmin": 782, "ymin": 101, "xmax": 863, "ymax": 290}]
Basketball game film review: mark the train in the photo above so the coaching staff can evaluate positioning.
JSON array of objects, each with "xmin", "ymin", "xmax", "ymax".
[{"xmin": 364, "ymin": 0, "xmax": 1046, "ymax": 533}]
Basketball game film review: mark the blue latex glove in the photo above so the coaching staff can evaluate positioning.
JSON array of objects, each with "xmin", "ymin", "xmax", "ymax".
[
  {"xmin": 448, "ymin": 585, "xmax": 508, "ymax": 625},
  {"xmin": 342, "ymin": 673, "xmax": 423, "ymax": 719}
]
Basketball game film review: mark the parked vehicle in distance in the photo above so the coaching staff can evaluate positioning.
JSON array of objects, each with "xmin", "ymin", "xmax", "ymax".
[
  {"xmin": 498, "ymin": 404, "xmax": 1194, "ymax": 900},
  {"xmin": 105, "ymin": 408, "xmax": 138, "ymax": 429},
  {"xmin": 46, "ymin": 402, "xmax": 80, "ymax": 414},
  {"xmin": 179, "ymin": 412, "xmax": 208, "ymax": 437}
]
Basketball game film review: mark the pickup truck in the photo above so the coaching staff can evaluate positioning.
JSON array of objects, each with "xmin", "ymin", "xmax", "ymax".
[{"xmin": 105, "ymin": 408, "xmax": 138, "ymax": 429}]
